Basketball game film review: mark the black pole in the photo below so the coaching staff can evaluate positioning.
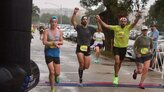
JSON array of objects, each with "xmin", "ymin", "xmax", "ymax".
[
  {"xmin": 1, "ymin": 0, "xmax": 32, "ymax": 75},
  {"xmin": 0, "ymin": 0, "xmax": 32, "ymax": 91}
]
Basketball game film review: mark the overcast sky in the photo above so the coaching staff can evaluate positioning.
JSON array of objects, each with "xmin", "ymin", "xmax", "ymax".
[
  {"xmin": 33, "ymin": 0, "xmax": 83, "ymax": 9},
  {"xmin": 33, "ymin": 0, "xmax": 155, "ymax": 10}
]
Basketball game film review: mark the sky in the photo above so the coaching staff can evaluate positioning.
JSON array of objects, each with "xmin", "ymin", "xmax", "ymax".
[
  {"xmin": 33, "ymin": 0, "xmax": 83, "ymax": 9},
  {"xmin": 33, "ymin": 0, "xmax": 155, "ymax": 10}
]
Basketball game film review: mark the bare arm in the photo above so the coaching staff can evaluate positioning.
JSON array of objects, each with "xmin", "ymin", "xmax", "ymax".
[
  {"xmin": 130, "ymin": 11, "xmax": 142, "ymax": 29},
  {"xmin": 92, "ymin": 32, "xmax": 96, "ymax": 40},
  {"xmin": 96, "ymin": 19, "xmax": 102, "ymax": 32},
  {"xmin": 57, "ymin": 30, "xmax": 63, "ymax": 45},
  {"xmin": 96, "ymin": 15, "xmax": 110, "ymax": 29},
  {"xmin": 71, "ymin": 7, "xmax": 79, "ymax": 29},
  {"xmin": 42, "ymin": 29, "xmax": 53, "ymax": 46},
  {"xmin": 102, "ymin": 33, "xmax": 105, "ymax": 40}
]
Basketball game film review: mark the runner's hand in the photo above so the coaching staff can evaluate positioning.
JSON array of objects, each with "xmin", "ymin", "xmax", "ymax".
[
  {"xmin": 95, "ymin": 15, "xmax": 101, "ymax": 22},
  {"xmin": 53, "ymin": 42, "xmax": 60, "ymax": 48},
  {"xmin": 135, "ymin": 11, "xmax": 142, "ymax": 18},
  {"xmin": 73, "ymin": 7, "xmax": 79, "ymax": 14}
]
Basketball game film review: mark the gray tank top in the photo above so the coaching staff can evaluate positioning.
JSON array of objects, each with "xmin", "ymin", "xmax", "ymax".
[{"xmin": 47, "ymin": 28, "xmax": 60, "ymax": 41}]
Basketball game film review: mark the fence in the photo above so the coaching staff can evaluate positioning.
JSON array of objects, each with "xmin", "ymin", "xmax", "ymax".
[{"xmin": 149, "ymin": 44, "xmax": 164, "ymax": 79}]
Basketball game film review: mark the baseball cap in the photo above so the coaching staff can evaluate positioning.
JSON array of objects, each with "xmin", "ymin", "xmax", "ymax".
[
  {"xmin": 141, "ymin": 25, "xmax": 148, "ymax": 30},
  {"xmin": 50, "ymin": 16, "xmax": 57, "ymax": 22}
]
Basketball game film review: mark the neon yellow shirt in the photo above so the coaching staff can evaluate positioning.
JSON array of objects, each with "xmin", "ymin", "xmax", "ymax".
[
  {"xmin": 31, "ymin": 27, "xmax": 35, "ymax": 33},
  {"xmin": 109, "ymin": 24, "xmax": 132, "ymax": 48}
]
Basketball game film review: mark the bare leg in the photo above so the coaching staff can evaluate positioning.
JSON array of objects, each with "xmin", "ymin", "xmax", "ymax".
[
  {"xmin": 84, "ymin": 56, "xmax": 91, "ymax": 69},
  {"xmin": 95, "ymin": 46, "xmax": 100, "ymax": 60},
  {"xmin": 114, "ymin": 55, "xmax": 121, "ymax": 77},
  {"xmin": 140, "ymin": 60, "xmax": 150, "ymax": 84},
  {"xmin": 54, "ymin": 63, "xmax": 60, "ymax": 83},
  {"xmin": 47, "ymin": 62, "xmax": 55, "ymax": 91}
]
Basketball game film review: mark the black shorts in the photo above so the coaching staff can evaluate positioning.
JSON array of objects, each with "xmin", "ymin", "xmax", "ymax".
[
  {"xmin": 136, "ymin": 55, "xmax": 152, "ymax": 63},
  {"xmin": 39, "ymin": 30, "xmax": 43, "ymax": 34},
  {"xmin": 76, "ymin": 45, "xmax": 91, "ymax": 56},
  {"xmin": 96, "ymin": 44, "xmax": 104, "ymax": 49},
  {"xmin": 113, "ymin": 47, "xmax": 127, "ymax": 61},
  {"xmin": 45, "ymin": 56, "xmax": 60, "ymax": 64}
]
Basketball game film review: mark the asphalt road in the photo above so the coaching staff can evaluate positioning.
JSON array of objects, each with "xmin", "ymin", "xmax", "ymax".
[{"xmin": 29, "ymin": 31, "xmax": 164, "ymax": 92}]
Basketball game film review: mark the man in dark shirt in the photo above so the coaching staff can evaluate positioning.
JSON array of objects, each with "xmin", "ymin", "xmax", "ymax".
[{"xmin": 71, "ymin": 7, "xmax": 95, "ymax": 83}]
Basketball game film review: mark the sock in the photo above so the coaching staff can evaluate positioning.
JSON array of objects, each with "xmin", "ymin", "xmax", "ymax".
[
  {"xmin": 78, "ymin": 68, "xmax": 83, "ymax": 79},
  {"xmin": 115, "ymin": 75, "xmax": 118, "ymax": 77}
]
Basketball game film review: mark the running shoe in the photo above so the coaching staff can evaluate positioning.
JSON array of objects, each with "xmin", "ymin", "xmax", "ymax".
[
  {"xmin": 138, "ymin": 83, "xmax": 145, "ymax": 89},
  {"xmin": 133, "ymin": 69, "xmax": 137, "ymax": 80},
  {"xmin": 51, "ymin": 89, "xmax": 55, "ymax": 92},
  {"xmin": 55, "ymin": 76, "xmax": 60, "ymax": 84},
  {"xmin": 113, "ymin": 76, "xmax": 119, "ymax": 85},
  {"xmin": 94, "ymin": 59, "xmax": 99, "ymax": 64}
]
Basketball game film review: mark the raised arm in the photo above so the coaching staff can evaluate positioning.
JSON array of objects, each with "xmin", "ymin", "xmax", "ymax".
[
  {"xmin": 71, "ymin": 7, "xmax": 79, "ymax": 29},
  {"xmin": 96, "ymin": 19, "xmax": 103, "ymax": 32},
  {"xmin": 130, "ymin": 11, "xmax": 142, "ymax": 29},
  {"xmin": 96, "ymin": 15, "xmax": 110, "ymax": 29}
]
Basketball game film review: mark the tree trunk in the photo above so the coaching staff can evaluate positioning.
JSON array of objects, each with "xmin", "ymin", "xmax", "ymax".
[{"xmin": 98, "ymin": 0, "xmax": 119, "ymax": 52}]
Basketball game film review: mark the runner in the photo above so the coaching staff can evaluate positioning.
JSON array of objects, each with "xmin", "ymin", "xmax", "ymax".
[
  {"xmin": 42, "ymin": 16, "xmax": 63, "ymax": 92},
  {"xmin": 91, "ymin": 20, "xmax": 105, "ymax": 64},
  {"xmin": 132, "ymin": 25, "xmax": 153, "ymax": 89},
  {"xmin": 38, "ymin": 25, "xmax": 45, "ymax": 40},
  {"xmin": 71, "ymin": 7, "xmax": 95, "ymax": 83},
  {"xmin": 96, "ymin": 12, "xmax": 142, "ymax": 85}
]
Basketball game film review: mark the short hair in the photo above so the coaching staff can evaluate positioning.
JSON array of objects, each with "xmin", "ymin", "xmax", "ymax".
[
  {"xmin": 81, "ymin": 16, "xmax": 88, "ymax": 21},
  {"xmin": 150, "ymin": 24, "xmax": 157, "ymax": 27}
]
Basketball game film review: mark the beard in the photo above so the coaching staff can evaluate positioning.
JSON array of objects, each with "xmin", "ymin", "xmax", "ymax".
[
  {"xmin": 120, "ymin": 24, "xmax": 126, "ymax": 28},
  {"xmin": 81, "ymin": 22, "xmax": 87, "ymax": 26}
]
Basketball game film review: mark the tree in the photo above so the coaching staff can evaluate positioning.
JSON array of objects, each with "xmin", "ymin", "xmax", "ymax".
[
  {"xmin": 80, "ymin": 0, "xmax": 149, "ymax": 51},
  {"xmin": 32, "ymin": 4, "xmax": 40, "ymax": 23},
  {"xmin": 145, "ymin": 0, "xmax": 164, "ymax": 31},
  {"xmin": 40, "ymin": 13, "xmax": 71, "ymax": 25},
  {"xmin": 40, "ymin": 13, "xmax": 52, "ymax": 24}
]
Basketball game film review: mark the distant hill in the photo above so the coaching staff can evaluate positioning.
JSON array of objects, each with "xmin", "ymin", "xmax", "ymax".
[{"xmin": 40, "ymin": 8, "xmax": 85, "ymax": 17}]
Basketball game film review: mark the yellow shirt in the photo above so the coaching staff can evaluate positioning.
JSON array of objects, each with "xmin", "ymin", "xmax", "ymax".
[
  {"xmin": 109, "ymin": 25, "xmax": 132, "ymax": 48},
  {"xmin": 31, "ymin": 27, "xmax": 35, "ymax": 33}
]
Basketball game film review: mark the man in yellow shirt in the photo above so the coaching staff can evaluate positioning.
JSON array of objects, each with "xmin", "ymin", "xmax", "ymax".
[{"xmin": 96, "ymin": 12, "xmax": 142, "ymax": 85}]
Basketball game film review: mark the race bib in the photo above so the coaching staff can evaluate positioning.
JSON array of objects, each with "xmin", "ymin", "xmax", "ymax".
[
  {"xmin": 118, "ymin": 31, "xmax": 125, "ymax": 38},
  {"xmin": 96, "ymin": 38, "xmax": 102, "ymax": 42},
  {"xmin": 140, "ymin": 48, "xmax": 148, "ymax": 54},
  {"xmin": 80, "ymin": 45, "xmax": 88, "ymax": 52}
]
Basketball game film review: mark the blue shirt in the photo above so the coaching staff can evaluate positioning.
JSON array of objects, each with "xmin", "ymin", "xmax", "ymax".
[{"xmin": 148, "ymin": 29, "xmax": 159, "ymax": 50}]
